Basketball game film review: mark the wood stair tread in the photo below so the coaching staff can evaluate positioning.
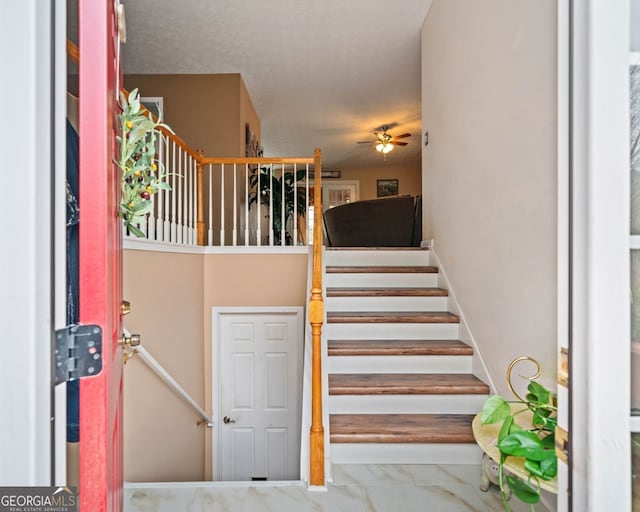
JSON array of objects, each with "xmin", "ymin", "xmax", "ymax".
[
  {"xmin": 327, "ymin": 287, "xmax": 448, "ymax": 297},
  {"xmin": 326, "ymin": 266, "xmax": 438, "ymax": 274},
  {"xmin": 328, "ymin": 339, "xmax": 473, "ymax": 356},
  {"xmin": 329, "ymin": 373, "xmax": 489, "ymax": 395},
  {"xmin": 330, "ymin": 414, "xmax": 476, "ymax": 444},
  {"xmin": 327, "ymin": 311, "xmax": 459, "ymax": 323}
]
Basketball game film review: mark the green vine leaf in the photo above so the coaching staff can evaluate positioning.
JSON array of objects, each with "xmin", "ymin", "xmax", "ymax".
[
  {"xmin": 481, "ymin": 395, "xmax": 511, "ymax": 425},
  {"xmin": 498, "ymin": 415, "xmax": 514, "ymax": 444},
  {"xmin": 505, "ymin": 475, "xmax": 540, "ymax": 504},
  {"xmin": 479, "ymin": 359, "xmax": 557, "ymax": 511},
  {"xmin": 498, "ymin": 430, "xmax": 555, "ymax": 461},
  {"xmin": 524, "ymin": 456, "xmax": 557, "ymax": 480}
]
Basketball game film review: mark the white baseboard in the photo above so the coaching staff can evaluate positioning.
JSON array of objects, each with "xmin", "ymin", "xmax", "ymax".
[{"xmin": 429, "ymin": 247, "xmax": 496, "ymax": 393}]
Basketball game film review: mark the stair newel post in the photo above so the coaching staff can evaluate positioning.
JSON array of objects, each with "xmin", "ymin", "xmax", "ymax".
[
  {"xmin": 310, "ymin": 148, "xmax": 325, "ymax": 486},
  {"xmin": 196, "ymin": 149, "xmax": 205, "ymax": 245}
]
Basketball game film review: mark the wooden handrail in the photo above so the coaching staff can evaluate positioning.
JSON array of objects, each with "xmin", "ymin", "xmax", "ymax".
[
  {"xmin": 67, "ymin": 39, "xmax": 80, "ymax": 64},
  {"xmin": 200, "ymin": 156, "xmax": 314, "ymax": 166},
  {"xmin": 309, "ymin": 148, "xmax": 324, "ymax": 486}
]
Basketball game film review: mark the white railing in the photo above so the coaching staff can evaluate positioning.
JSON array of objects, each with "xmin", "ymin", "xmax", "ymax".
[
  {"xmin": 201, "ymin": 157, "xmax": 315, "ymax": 247},
  {"xmin": 124, "ymin": 150, "xmax": 320, "ymax": 248},
  {"xmin": 124, "ymin": 335, "xmax": 214, "ymax": 428}
]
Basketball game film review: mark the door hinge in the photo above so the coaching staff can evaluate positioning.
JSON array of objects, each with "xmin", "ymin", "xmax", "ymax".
[
  {"xmin": 558, "ymin": 346, "xmax": 569, "ymax": 388},
  {"xmin": 555, "ymin": 425, "xmax": 569, "ymax": 464},
  {"xmin": 54, "ymin": 325, "xmax": 103, "ymax": 385}
]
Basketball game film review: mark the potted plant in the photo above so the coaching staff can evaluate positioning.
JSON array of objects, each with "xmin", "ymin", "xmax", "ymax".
[
  {"xmin": 479, "ymin": 357, "xmax": 557, "ymax": 511},
  {"xmin": 248, "ymin": 166, "xmax": 308, "ymax": 245},
  {"xmin": 116, "ymin": 88, "xmax": 171, "ymax": 237}
]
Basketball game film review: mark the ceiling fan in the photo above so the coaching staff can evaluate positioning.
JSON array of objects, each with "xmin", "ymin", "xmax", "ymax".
[{"xmin": 357, "ymin": 126, "xmax": 411, "ymax": 154}]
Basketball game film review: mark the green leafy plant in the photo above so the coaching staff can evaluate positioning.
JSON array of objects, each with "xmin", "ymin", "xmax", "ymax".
[
  {"xmin": 116, "ymin": 89, "xmax": 172, "ymax": 237},
  {"xmin": 480, "ymin": 357, "xmax": 557, "ymax": 511},
  {"xmin": 248, "ymin": 166, "xmax": 307, "ymax": 245}
]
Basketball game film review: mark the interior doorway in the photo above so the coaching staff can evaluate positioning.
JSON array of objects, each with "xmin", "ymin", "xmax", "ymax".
[{"xmin": 212, "ymin": 307, "xmax": 303, "ymax": 481}]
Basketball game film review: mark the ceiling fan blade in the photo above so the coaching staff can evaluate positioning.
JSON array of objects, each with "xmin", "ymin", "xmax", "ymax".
[
  {"xmin": 393, "ymin": 141, "xmax": 409, "ymax": 146},
  {"xmin": 394, "ymin": 133, "xmax": 412, "ymax": 139},
  {"xmin": 356, "ymin": 140, "xmax": 375, "ymax": 144}
]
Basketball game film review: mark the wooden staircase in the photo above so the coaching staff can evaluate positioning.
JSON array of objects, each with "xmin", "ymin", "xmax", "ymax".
[{"xmin": 324, "ymin": 248, "xmax": 489, "ymax": 464}]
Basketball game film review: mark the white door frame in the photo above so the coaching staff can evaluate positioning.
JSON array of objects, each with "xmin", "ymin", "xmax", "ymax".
[
  {"xmin": 560, "ymin": 0, "xmax": 631, "ymax": 510},
  {"xmin": 0, "ymin": 0, "xmax": 67, "ymax": 486},
  {"xmin": 211, "ymin": 306, "xmax": 304, "ymax": 481}
]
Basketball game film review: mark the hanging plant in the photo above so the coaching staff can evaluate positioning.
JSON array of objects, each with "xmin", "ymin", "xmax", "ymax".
[
  {"xmin": 479, "ymin": 357, "xmax": 557, "ymax": 511},
  {"xmin": 116, "ymin": 88, "xmax": 172, "ymax": 237}
]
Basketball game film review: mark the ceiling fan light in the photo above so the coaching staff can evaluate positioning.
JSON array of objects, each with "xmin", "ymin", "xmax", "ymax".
[{"xmin": 376, "ymin": 142, "xmax": 394, "ymax": 154}]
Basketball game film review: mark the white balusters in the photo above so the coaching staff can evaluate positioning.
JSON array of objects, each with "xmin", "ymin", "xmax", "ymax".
[
  {"xmin": 256, "ymin": 165, "xmax": 261, "ymax": 246},
  {"xmin": 171, "ymin": 142, "xmax": 177, "ymax": 243},
  {"xmin": 232, "ymin": 163, "xmax": 238, "ymax": 246},
  {"xmin": 191, "ymin": 157, "xmax": 197, "ymax": 244},
  {"xmin": 293, "ymin": 164, "xmax": 298, "ymax": 246},
  {"xmin": 220, "ymin": 163, "xmax": 225, "ymax": 246},
  {"xmin": 122, "ymin": 151, "xmax": 317, "ymax": 248},
  {"xmin": 155, "ymin": 134, "xmax": 165, "ymax": 241},
  {"xmin": 163, "ymin": 136, "xmax": 171, "ymax": 242},
  {"xmin": 280, "ymin": 163, "xmax": 287, "ymax": 245},
  {"xmin": 269, "ymin": 163, "xmax": 274, "ymax": 246},
  {"xmin": 208, "ymin": 163, "xmax": 213, "ymax": 246},
  {"xmin": 188, "ymin": 155, "xmax": 194, "ymax": 245},
  {"xmin": 244, "ymin": 164, "xmax": 249, "ymax": 246},
  {"xmin": 176, "ymin": 147, "xmax": 183, "ymax": 244}
]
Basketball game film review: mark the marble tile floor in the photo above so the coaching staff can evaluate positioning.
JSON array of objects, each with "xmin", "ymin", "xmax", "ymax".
[{"xmin": 124, "ymin": 464, "xmax": 552, "ymax": 512}]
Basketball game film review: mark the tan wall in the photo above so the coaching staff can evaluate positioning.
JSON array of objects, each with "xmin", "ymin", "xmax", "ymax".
[
  {"xmin": 240, "ymin": 77, "xmax": 262, "ymax": 155},
  {"xmin": 124, "ymin": 74, "xmax": 243, "ymax": 156},
  {"xmin": 124, "ymin": 74, "xmax": 262, "ymax": 245},
  {"xmin": 123, "ymin": 250, "xmax": 206, "ymax": 482},
  {"xmin": 421, "ymin": 0, "xmax": 557, "ymax": 394},
  {"xmin": 202, "ymin": 253, "xmax": 308, "ymax": 479},
  {"xmin": 123, "ymin": 250, "xmax": 308, "ymax": 481},
  {"xmin": 339, "ymin": 164, "xmax": 422, "ymax": 201}
]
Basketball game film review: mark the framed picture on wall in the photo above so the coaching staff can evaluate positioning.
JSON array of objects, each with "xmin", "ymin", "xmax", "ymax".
[{"xmin": 377, "ymin": 179, "xmax": 398, "ymax": 197}]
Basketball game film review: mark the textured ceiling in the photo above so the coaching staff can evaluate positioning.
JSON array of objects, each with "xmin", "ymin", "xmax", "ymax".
[{"xmin": 121, "ymin": 0, "xmax": 431, "ymax": 171}]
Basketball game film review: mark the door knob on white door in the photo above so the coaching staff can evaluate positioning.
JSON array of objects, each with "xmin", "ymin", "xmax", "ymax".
[{"xmin": 223, "ymin": 416, "xmax": 236, "ymax": 424}]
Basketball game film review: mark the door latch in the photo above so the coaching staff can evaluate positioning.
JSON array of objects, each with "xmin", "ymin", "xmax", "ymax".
[{"xmin": 54, "ymin": 325, "xmax": 103, "ymax": 385}]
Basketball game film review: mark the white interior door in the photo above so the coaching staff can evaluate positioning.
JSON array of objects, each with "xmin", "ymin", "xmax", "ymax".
[{"xmin": 213, "ymin": 308, "xmax": 302, "ymax": 481}]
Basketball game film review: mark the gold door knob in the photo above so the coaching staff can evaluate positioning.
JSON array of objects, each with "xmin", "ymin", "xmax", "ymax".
[
  {"xmin": 121, "ymin": 300, "xmax": 131, "ymax": 316},
  {"xmin": 123, "ymin": 333, "xmax": 141, "ymax": 347}
]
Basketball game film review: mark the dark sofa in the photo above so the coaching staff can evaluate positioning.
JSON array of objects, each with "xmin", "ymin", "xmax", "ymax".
[{"xmin": 323, "ymin": 194, "xmax": 422, "ymax": 247}]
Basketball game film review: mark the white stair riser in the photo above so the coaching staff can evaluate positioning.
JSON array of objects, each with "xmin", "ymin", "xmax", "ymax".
[
  {"xmin": 330, "ymin": 443, "xmax": 482, "ymax": 465},
  {"xmin": 326, "ymin": 322, "xmax": 459, "ymax": 340},
  {"xmin": 325, "ymin": 250, "xmax": 430, "ymax": 267},
  {"xmin": 325, "ymin": 273, "xmax": 438, "ymax": 288},
  {"xmin": 328, "ymin": 355, "xmax": 472, "ymax": 374},
  {"xmin": 326, "ymin": 296, "xmax": 448, "ymax": 312},
  {"xmin": 329, "ymin": 394, "xmax": 487, "ymax": 415}
]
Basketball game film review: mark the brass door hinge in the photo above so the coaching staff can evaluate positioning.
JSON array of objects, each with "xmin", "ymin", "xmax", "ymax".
[
  {"xmin": 555, "ymin": 426, "xmax": 569, "ymax": 464},
  {"xmin": 558, "ymin": 346, "xmax": 569, "ymax": 387}
]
